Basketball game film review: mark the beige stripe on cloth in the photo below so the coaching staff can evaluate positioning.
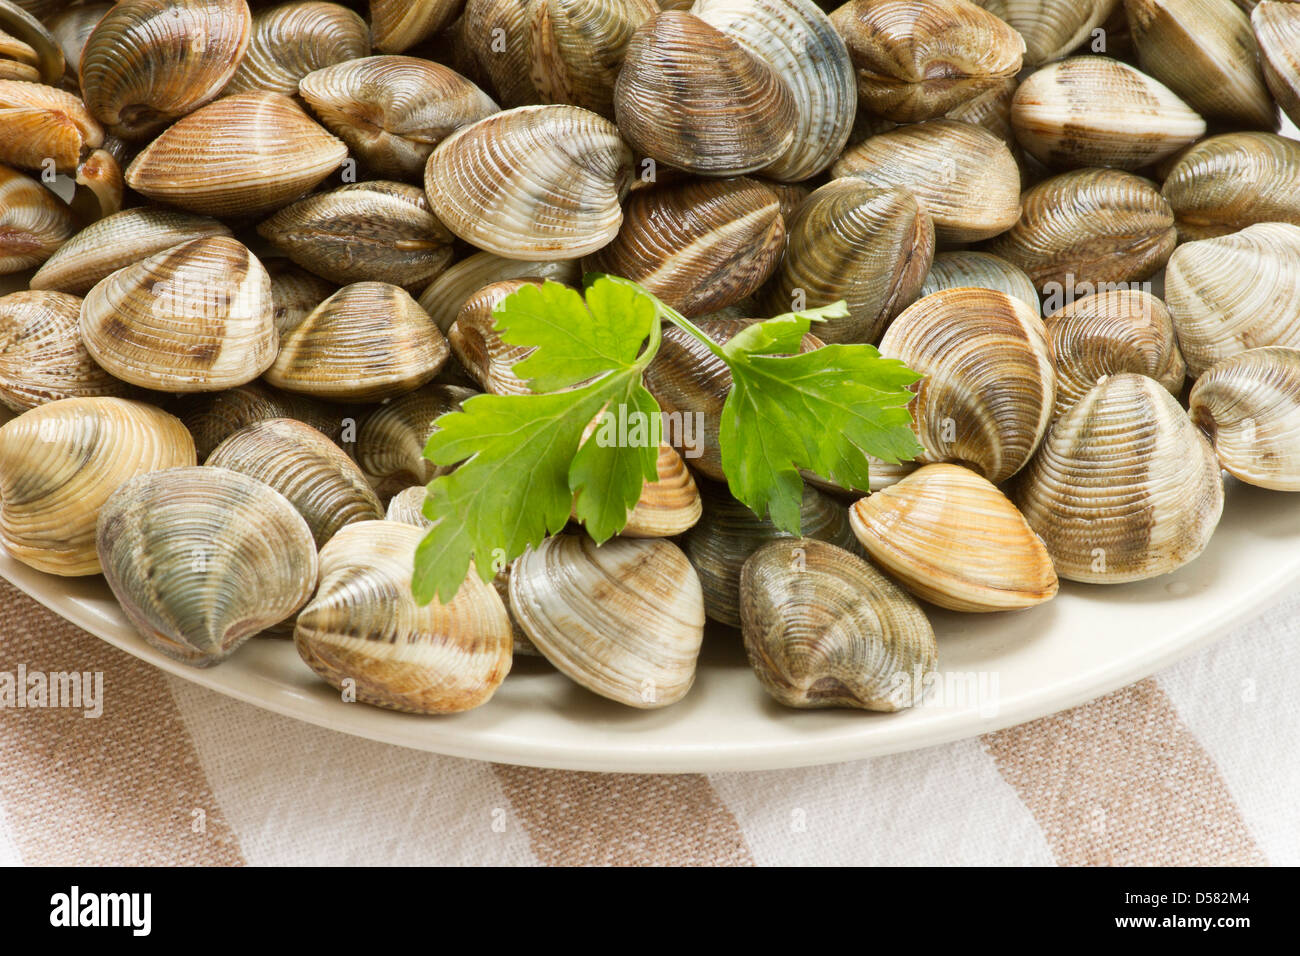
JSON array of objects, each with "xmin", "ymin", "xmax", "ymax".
[
  {"xmin": 982, "ymin": 678, "xmax": 1266, "ymax": 866},
  {"xmin": 494, "ymin": 765, "xmax": 755, "ymax": 866},
  {"xmin": 0, "ymin": 581, "xmax": 245, "ymax": 866}
]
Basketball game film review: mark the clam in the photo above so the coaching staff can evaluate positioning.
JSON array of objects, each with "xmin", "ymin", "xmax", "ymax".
[
  {"xmin": 79, "ymin": 0, "xmax": 252, "ymax": 141},
  {"xmin": 757, "ymin": 179, "xmax": 933, "ymax": 344},
  {"xmin": 945, "ymin": 75, "xmax": 1018, "ymax": 149},
  {"xmin": 740, "ymin": 537, "xmax": 937, "ymax": 710},
  {"xmin": 0, "ymin": 290, "xmax": 129, "ymax": 412},
  {"xmin": 586, "ymin": 176, "xmax": 786, "ymax": 318},
  {"xmin": 618, "ymin": 442, "xmax": 703, "ymax": 537},
  {"xmin": 849, "ymin": 463, "xmax": 1058, "ymax": 612},
  {"xmin": 1189, "ymin": 347, "xmax": 1300, "ymax": 491},
  {"xmin": 385, "ymin": 485, "xmax": 431, "ymax": 527},
  {"xmin": 449, "ymin": 278, "xmax": 546, "ymax": 395},
  {"xmin": 919, "ymin": 251, "xmax": 1040, "ymax": 314},
  {"xmin": 69, "ymin": 146, "xmax": 123, "ymax": 224},
  {"xmin": 0, "ymin": 79, "xmax": 103, "ymax": 174},
  {"xmin": 124, "ymin": 92, "xmax": 349, "ymax": 218},
  {"xmin": 355, "ymin": 384, "xmax": 477, "ymax": 496},
  {"xmin": 300, "ymin": 55, "xmax": 499, "ymax": 180},
  {"xmin": 266, "ymin": 259, "xmax": 336, "ymax": 335},
  {"xmin": 1163, "ymin": 222, "xmax": 1300, "ymax": 377},
  {"xmin": 829, "ymin": 0, "xmax": 1024, "ymax": 123},
  {"xmin": 1253, "ymin": 1, "xmax": 1300, "ymax": 128},
  {"xmin": 1045, "ymin": 289, "xmax": 1186, "ymax": 418},
  {"xmin": 0, "ymin": 0, "xmax": 63, "ymax": 84},
  {"xmin": 613, "ymin": 11, "xmax": 796, "ymax": 176},
  {"xmin": 171, "ymin": 380, "xmax": 343, "ymax": 460},
  {"xmin": 0, "ymin": 397, "xmax": 196, "ymax": 576},
  {"xmin": 984, "ymin": 168, "xmax": 1176, "ymax": 294},
  {"xmin": 971, "ymin": 0, "xmax": 1120, "ymax": 67},
  {"xmin": 29, "ymin": 207, "xmax": 233, "ymax": 296},
  {"xmin": 683, "ymin": 480, "xmax": 859, "ymax": 626},
  {"xmin": 224, "ymin": 2, "xmax": 370, "ymax": 97},
  {"xmin": 510, "ymin": 533, "xmax": 704, "ymax": 708},
  {"xmin": 267, "ymin": 282, "xmax": 449, "ymax": 402},
  {"xmin": 1161, "ymin": 132, "xmax": 1300, "ymax": 241},
  {"xmin": 424, "ymin": 105, "xmax": 633, "ymax": 260},
  {"xmin": 1125, "ymin": 0, "xmax": 1277, "ymax": 131},
  {"xmin": 258, "ymin": 182, "xmax": 455, "ymax": 289},
  {"xmin": 46, "ymin": 5, "xmax": 113, "ymax": 84},
  {"xmin": 692, "ymin": 0, "xmax": 856, "ymax": 181},
  {"xmin": 206, "ymin": 418, "xmax": 384, "ymax": 548},
  {"xmin": 1011, "ymin": 56, "xmax": 1205, "ymax": 170},
  {"xmin": 1015, "ymin": 373, "xmax": 1224, "ymax": 583},
  {"xmin": 758, "ymin": 179, "xmax": 811, "ymax": 221},
  {"xmin": 878, "ymin": 288, "xmax": 1055, "ymax": 484},
  {"xmin": 370, "ymin": 0, "xmax": 462, "ymax": 53},
  {"xmin": 97, "ymin": 466, "xmax": 317, "ymax": 667},
  {"xmin": 831, "ymin": 118, "xmax": 1021, "ymax": 243},
  {"xmin": 0, "ymin": 163, "xmax": 75, "ymax": 274},
  {"xmin": 80, "ymin": 236, "xmax": 277, "ymax": 393},
  {"xmin": 417, "ymin": 252, "xmax": 581, "ymax": 332},
  {"xmin": 803, "ymin": 455, "xmax": 919, "ymax": 496}
]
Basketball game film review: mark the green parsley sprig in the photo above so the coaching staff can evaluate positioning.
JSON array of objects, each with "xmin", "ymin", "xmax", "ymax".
[{"xmin": 412, "ymin": 275, "xmax": 922, "ymax": 604}]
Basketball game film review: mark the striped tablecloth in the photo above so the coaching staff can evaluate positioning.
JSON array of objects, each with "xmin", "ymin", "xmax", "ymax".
[{"xmin": 0, "ymin": 577, "xmax": 1294, "ymax": 866}]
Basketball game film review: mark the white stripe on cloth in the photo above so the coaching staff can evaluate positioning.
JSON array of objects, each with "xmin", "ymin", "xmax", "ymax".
[
  {"xmin": 709, "ymin": 738, "xmax": 1055, "ymax": 866},
  {"xmin": 166, "ymin": 678, "xmax": 538, "ymax": 866}
]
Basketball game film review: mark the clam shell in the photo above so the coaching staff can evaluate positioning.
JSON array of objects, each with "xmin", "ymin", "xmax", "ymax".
[
  {"xmin": 984, "ymin": 168, "xmax": 1176, "ymax": 293},
  {"xmin": 224, "ymin": 1, "xmax": 370, "ymax": 97},
  {"xmin": 0, "ymin": 79, "xmax": 103, "ymax": 174},
  {"xmin": 1254, "ymin": 1, "xmax": 1300, "ymax": 128},
  {"xmin": 758, "ymin": 178, "xmax": 933, "ymax": 344},
  {"xmin": 1164, "ymin": 222, "xmax": 1300, "ymax": 377},
  {"xmin": 258, "ymin": 181, "xmax": 455, "ymax": 289},
  {"xmin": 29, "ymin": 206, "xmax": 233, "ymax": 296},
  {"xmin": 1013, "ymin": 372, "xmax": 1224, "ymax": 583},
  {"xmin": 300, "ymin": 55, "xmax": 499, "ymax": 180},
  {"xmin": 619, "ymin": 443, "xmax": 703, "ymax": 537},
  {"xmin": 206, "ymin": 418, "xmax": 384, "ymax": 548},
  {"xmin": 831, "ymin": 118, "xmax": 1021, "ymax": 243},
  {"xmin": 424, "ymin": 104, "xmax": 633, "ymax": 260},
  {"xmin": 355, "ymin": 383, "xmax": 477, "ymax": 495},
  {"xmin": 80, "ymin": 236, "xmax": 277, "ymax": 393},
  {"xmin": 266, "ymin": 259, "xmax": 336, "ymax": 335},
  {"xmin": 1045, "ymin": 289, "xmax": 1185, "ymax": 418},
  {"xmin": 1161, "ymin": 132, "xmax": 1300, "ymax": 241},
  {"xmin": 850, "ymin": 463, "xmax": 1058, "ymax": 612},
  {"xmin": 79, "ymin": 0, "xmax": 252, "ymax": 140},
  {"xmin": 919, "ymin": 251, "xmax": 1040, "ymax": 314},
  {"xmin": 945, "ymin": 74, "xmax": 1018, "ymax": 149},
  {"xmin": 1011, "ymin": 56, "xmax": 1205, "ymax": 170},
  {"xmin": 124, "ymin": 92, "xmax": 349, "ymax": 218},
  {"xmin": 0, "ymin": 163, "xmax": 75, "ymax": 274},
  {"xmin": 417, "ymin": 252, "xmax": 581, "ymax": 332},
  {"xmin": 70, "ymin": 146, "xmax": 124, "ymax": 224},
  {"xmin": 0, "ymin": 0, "xmax": 64, "ymax": 84},
  {"xmin": 46, "ymin": 5, "xmax": 109, "ymax": 87},
  {"xmin": 740, "ymin": 537, "xmax": 936, "ymax": 710},
  {"xmin": 370, "ymin": 0, "xmax": 462, "ymax": 53},
  {"xmin": 614, "ymin": 11, "xmax": 796, "ymax": 175},
  {"xmin": 0, "ymin": 289, "xmax": 129, "ymax": 411},
  {"xmin": 684, "ymin": 479, "xmax": 859, "ymax": 626},
  {"xmin": 972, "ymin": 0, "xmax": 1120, "ymax": 67},
  {"xmin": 385, "ymin": 485, "xmax": 431, "ymax": 527},
  {"xmin": 267, "ymin": 282, "xmax": 450, "ymax": 402},
  {"xmin": 1190, "ymin": 346, "xmax": 1300, "ymax": 490},
  {"xmin": 585, "ymin": 176, "xmax": 786, "ymax": 317},
  {"xmin": 449, "ymin": 278, "xmax": 546, "ymax": 395},
  {"xmin": 97, "ymin": 466, "xmax": 317, "ymax": 666},
  {"xmin": 509, "ymin": 534, "xmax": 705, "ymax": 708},
  {"xmin": 879, "ymin": 288, "xmax": 1055, "ymax": 484},
  {"xmin": 171, "ymin": 380, "xmax": 344, "ymax": 460},
  {"xmin": 0, "ymin": 397, "xmax": 196, "ymax": 576},
  {"xmin": 829, "ymin": 0, "xmax": 1024, "ymax": 123},
  {"xmin": 1125, "ymin": 0, "xmax": 1277, "ymax": 130},
  {"xmin": 692, "ymin": 0, "xmax": 856, "ymax": 181}
]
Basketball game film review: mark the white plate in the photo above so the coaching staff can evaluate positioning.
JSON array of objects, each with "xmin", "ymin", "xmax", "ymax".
[{"xmin": 3, "ymin": 477, "xmax": 1298, "ymax": 772}]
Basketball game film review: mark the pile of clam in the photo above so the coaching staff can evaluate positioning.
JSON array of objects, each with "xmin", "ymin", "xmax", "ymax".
[{"xmin": 2, "ymin": 0, "xmax": 1300, "ymax": 719}]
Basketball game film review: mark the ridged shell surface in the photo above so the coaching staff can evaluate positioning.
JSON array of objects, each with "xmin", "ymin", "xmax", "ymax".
[
  {"xmin": 0, "ymin": 164, "xmax": 75, "ymax": 274},
  {"xmin": 370, "ymin": 0, "xmax": 462, "ymax": 52},
  {"xmin": 919, "ymin": 251, "xmax": 1040, "ymax": 314},
  {"xmin": 1161, "ymin": 133, "xmax": 1300, "ymax": 241},
  {"xmin": 355, "ymin": 384, "xmax": 477, "ymax": 494},
  {"xmin": 1254, "ymin": 1, "xmax": 1300, "ymax": 128},
  {"xmin": 619, "ymin": 443, "xmax": 703, "ymax": 537},
  {"xmin": 0, "ymin": 290, "xmax": 128, "ymax": 411},
  {"xmin": 418, "ymin": 253, "xmax": 581, "ymax": 332},
  {"xmin": 224, "ymin": 2, "xmax": 370, "ymax": 96},
  {"xmin": 0, "ymin": 79, "xmax": 104, "ymax": 173},
  {"xmin": 449, "ymin": 279, "xmax": 545, "ymax": 396},
  {"xmin": 972, "ymin": 0, "xmax": 1120, "ymax": 66},
  {"xmin": 173, "ymin": 381, "xmax": 342, "ymax": 460}
]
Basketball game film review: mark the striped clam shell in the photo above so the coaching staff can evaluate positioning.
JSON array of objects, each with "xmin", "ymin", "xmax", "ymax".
[
  {"xmin": 385, "ymin": 485, "xmax": 431, "ymax": 527},
  {"xmin": 585, "ymin": 176, "xmax": 786, "ymax": 318},
  {"xmin": 1189, "ymin": 346, "xmax": 1300, "ymax": 491},
  {"xmin": 740, "ymin": 537, "xmax": 937, "ymax": 710},
  {"xmin": 46, "ymin": 5, "xmax": 109, "ymax": 86},
  {"xmin": 0, "ymin": 79, "xmax": 103, "ymax": 174},
  {"xmin": 919, "ymin": 251, "xmax": 1040, "ymax": 314},
  {"xmin": 266, "ymin": 260, "xmax": 336, "ymax": 336},
  {"xmin": 425, "ymin": 105, "xmax": 633, "ymax": 260},
  {"xmin": 879, "ymin": 288, "xmax": 1055, "ymax": 485},
  {"xmin": 96, "ymin": 466, "xmax": 318, "ymax": 667},
  {"xmin": 224, "ymin": 1, "xmax": 370, "ymax": 97},
  {"xmin": 417, "ymin": 252, "xmax": 581, "ymax": 333},
  {"xmin": 0, "ymin": 397, "xmax": 196, "ymax": 576},
  {"xmin": 1013, "ymin": 373, "xmax": 1224, "ymax": 584},
  {"xmin": 370, "ymin": 0, "xmax": 462, "ymax": 53},
  {"xmin": 172, "ymin": 380, "xmax": 344, "ymax": 461},
  {"xmin": 510, "ymin": 534, "xmax": 705, "ymax": 708},
  {"xmin": 971, "ymin": 0, "xmax": 1120, "ymax": 67},
  {"xmin": 1161, "ymin": 132, "xmax": 1300, "ymax": 241},
  {"xmin": 1254, "ymin": 1, "xmax": 1300, "ymax": 128},
  {"xmin": 944, "ymin": 75, "xmax": 1018, "ymax": 149},
  {"xmin": 1045, "ymin": 289, "xmax": 1186, "ymax": 419},
  {"xmin": 618, "ymin": 443, "xmax": 703, "ymax": 538},
  {"xmin": 831, "ymin": 118, "xmax": 1022, "ymax": 243},
  {"xmin": 80, "ymin": 236, "xmax": 277, "ymax": 393},
  {"xmin": 449, "ymin": 278, "xmax": 546, "ymax": 396},
  {"xmin": 0, "ymin": 290, "xmax": 129, "ymax": 412},
  {"xmin": 1164, "ymin": 222, "xmax": 1300, "ymax": 377},
  {"xmin": 758, "ymin": 178, "xmax": 933, "ymax": 344},
  {"xmin": 355, "ymin": 383, "xmax": 477, "ymax": 496},
  {"xmin": 0, "ymin": 164, "xmax": 75, "ymax": 274},
  {"xmin": 984, "ymin": 168, "xmax": 1176, "ymax": 294},
  {"xmin": 0, "ymin": 0, "xmax": 64, "ymax": 84}
]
